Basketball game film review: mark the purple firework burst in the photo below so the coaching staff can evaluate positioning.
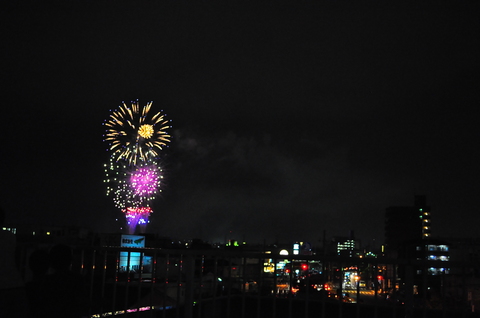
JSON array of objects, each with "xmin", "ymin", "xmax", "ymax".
[{"xmin": 130, "ymin": 166, "xmax": 160, "ymax": 197}]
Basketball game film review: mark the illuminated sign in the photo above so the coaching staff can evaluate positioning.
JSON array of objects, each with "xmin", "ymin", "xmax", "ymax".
[
  {"xmin": 121, "ymin": 235, "xmax": 145, "ymax": 248},
  {"xmin": 293, "ymin": 243, "xmax": 300, "ymax": 255},
  {"xmin": 119, "ymin": 235, "xmax": 150, "ymax": 272}
]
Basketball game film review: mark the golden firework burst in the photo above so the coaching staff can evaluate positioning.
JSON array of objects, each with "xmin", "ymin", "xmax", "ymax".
[
  {"xmin": 104, "ymin": 100, "xmax": 171, "ymax": 164},
  {"xmin": 138, "ymin": 124, "xmax": 154, "ymax": 139}
]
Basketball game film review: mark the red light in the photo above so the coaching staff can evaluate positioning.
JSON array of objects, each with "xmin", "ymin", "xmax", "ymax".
[
  {"xmin": 301, "ymin": 264, "xmax": 308, "ymax": 270},
  {"xmin": 377, "ymin": 275, "xmax": 383, "ymax": 280},
  {"xmin": 285, "ymin": 269, "xmax": 290, "ymax": 273}
]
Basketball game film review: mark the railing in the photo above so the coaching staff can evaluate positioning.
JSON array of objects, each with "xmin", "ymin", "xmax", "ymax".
[{"xmin": 21, "ymin": 245, "xmax": 480, "ymax": 318}]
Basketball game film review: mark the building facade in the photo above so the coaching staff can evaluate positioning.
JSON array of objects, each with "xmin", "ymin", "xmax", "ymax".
[{"xmin": 385, "ymin": 195, "xmax": 431, "ymax": 252}]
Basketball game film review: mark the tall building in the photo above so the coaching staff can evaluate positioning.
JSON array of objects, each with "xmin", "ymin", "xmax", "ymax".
[
  {"xmin": 385, "ymin": 195, "xmax": 431, "ymax": 251},
  {"xmin": 332, "ymin": 230, "xmax": 359, "ymax": 257}
]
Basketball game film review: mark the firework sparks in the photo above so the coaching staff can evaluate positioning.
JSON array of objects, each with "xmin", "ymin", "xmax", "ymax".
[
  {"xmin": 104, "ymin": 99, "xmax": 171, "ymax": 234},
  {"xmin": 130, "ymin": 165, "xmax": 161, "ymax": 197},
  {"xmin": 104, "ymin": 100, "xmax": 171, "ymax": 165},
  {"xmin": 104, "ymin": 158, "xmax": 163, "ymax": 210},
  {"xmin": 124, "ymin": 207, "xmax": 153, "ymax": 234}
]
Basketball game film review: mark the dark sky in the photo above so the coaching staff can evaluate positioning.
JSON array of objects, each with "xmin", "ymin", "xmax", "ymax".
[{"xmin": 1, "ymin": 1, "xmax": 479, "ymax": 247}]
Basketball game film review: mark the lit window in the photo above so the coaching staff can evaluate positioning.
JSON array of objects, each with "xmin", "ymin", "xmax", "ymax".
[{"xmin": 2, "ymin": 227, "xmax": 16, "ymax": 234}]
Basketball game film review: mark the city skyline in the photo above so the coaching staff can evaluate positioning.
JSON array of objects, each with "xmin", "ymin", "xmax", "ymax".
[{"xmin": 1, "ymin": 1, "xmax": 479, "ymax": 245}]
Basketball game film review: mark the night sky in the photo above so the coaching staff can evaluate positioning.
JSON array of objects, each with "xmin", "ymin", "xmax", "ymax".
[{"xmin": 1, "ymin": 1, "xmax": 479, "ymax": 247}]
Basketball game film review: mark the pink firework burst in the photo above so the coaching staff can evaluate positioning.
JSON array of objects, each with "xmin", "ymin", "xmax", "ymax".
[{"xmin": 130, "ymin": 166, "xmax": 160, "ymax": 197}]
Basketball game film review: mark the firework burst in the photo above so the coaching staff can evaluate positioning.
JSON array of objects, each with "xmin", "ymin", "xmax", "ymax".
[
  {"xmin": 104, "ymin": 100, "xmax": 171, "ymax": 165},
  {"xmin": 104, "ymin": 99, "xmax": 171, "ymax": 234},
  {"xmin": 104, "ymin": 157, "xmax": 163, "ymax": 210},
  {"xmin": 124, "ymin": 207, "xmax": 153, "ymax": 234},
  {"xmin": 130, "ymin": 165, "xmax": 160, "ymax": 197}
]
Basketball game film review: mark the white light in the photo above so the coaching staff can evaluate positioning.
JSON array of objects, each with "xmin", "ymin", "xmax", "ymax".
[{"xmin": 280, "ymin": 249, "xmax": 289, "ymax": 256}]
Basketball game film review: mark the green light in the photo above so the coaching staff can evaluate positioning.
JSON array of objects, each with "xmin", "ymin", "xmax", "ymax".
[{"xmin": 419, "ymin": 208, "xmax": 423, "ymax": 212}]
